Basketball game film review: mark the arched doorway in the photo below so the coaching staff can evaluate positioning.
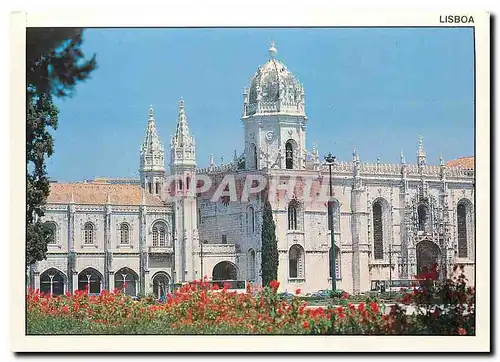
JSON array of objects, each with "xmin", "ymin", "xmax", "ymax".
[
  {"xmin": 152, "ymin": 272, "xmax": 170, "ymax": 299},
  {"xmin": 40, "ymin": 268, "xmax": 66, "ymax": 296},
  {"xmin": 416, "ymin": 240, "xmax": 440, "ymax": 275},
  {"xmin": 114, "ymin": 268, "xmax": 139, "ymax": 296},
  {"xmin": 212, "ymin": 261, "xmax": 238, "ymax": 280},
  {"xmin": 78, "ymin": 268, "xmax": 103, "ymax": 294}
]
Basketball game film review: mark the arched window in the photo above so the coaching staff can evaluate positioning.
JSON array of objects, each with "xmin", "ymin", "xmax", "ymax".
[
  {"xmin": 155, "ymin": 182, "xmax": 160, "ymax": 195},
  {"xmin": 40, "ymin": 268, "xmax": 66, "ymax": 296},
  {"xmin": 152, "ymin": 222, "xmax": 167, "ymax": 247},
  {"xmin": 373, "ymin": 202, "xmax": 384, "ymax": 260},
  {"xmin": 84, "ymin": 222, "xmax": 94, "ymax": 245},
  {"xmin": 418, "ymin": 204, "xmax": 427, "ymax": 232},
  {"xmin": 288, "ymin": 200, "xmax": 298, "ymax": 230},
  {"xmin": 285, "ymin": 141, "xmax": 293, "ymax": 169},
  {"xmin": 178, "ymin": 179, "xmax": 183, "ymax": 191},
  {"xmin": 148, "ymin": 182, "xmax": 152, "ymax": 194},
  {"xmin": 152, "ymin": 226, "xmax": 159, "ymax": 247},
  {"xmin": 152, "ymin": 272, "xmax": 170, "ymax": 299},
  {"xmin": 247, "ymin": 206, "xmax": 255, "ymax": 234},
  {"xmin": 289, "ymin": 244, "xmax": 305, "ymax": 278},
  {"xmin": 457, "ymin": 203, "xmax": 468, "ymax": 258},
  {"xmin": 45, "ymin": 222, "xmax": 57, "ymax": 244},
  {"xmin": 159, "ymin": 225, "xmax": 166, "ymax": 247},
  {"xmin": 120, "ymin": 223, "xmax": 130, "ymax": 245},
  {"xmin": 329, "ymin": 246, "xmax": 341, "ymax": 279},
  {"xmin": 186, "ymin": 176, "xmax": 191, "ymax": 190},
  {"xmin": 248, "ymin": 249, "xmax": 256, "ymax": 281},
  {"xmin": 249, "ymin": 143, "xmax": 257, "ymax": 170},
  {"xmin": 114, "ymin": 268, "xmax": 138, "ymax": 296},
  {"xmin": 78, "ymin": 268, "xmax": 102, "ymax": 294}
]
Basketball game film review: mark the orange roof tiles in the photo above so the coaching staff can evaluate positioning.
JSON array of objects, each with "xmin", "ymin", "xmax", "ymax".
[
  {"xmin": 47, "ymin": 183, "xmax": 165, "ymax": 206},
  {"xmin": 446, "ymin": 156, "xmax": 474, "ymax": 169}
]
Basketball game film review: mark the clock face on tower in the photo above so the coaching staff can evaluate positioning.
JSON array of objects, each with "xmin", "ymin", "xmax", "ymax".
[{"xmin": 266, "ymin": 131, "xmax": 275, "ymax": 142}]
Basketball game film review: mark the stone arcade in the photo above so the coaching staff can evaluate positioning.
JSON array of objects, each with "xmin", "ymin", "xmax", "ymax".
[{"xmin": 30, "ymin": 43, "xmax": 475, "ymax": 297}]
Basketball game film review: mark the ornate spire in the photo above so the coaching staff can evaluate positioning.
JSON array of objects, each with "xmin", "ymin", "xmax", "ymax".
[
  {"xmin": 140, "ymin": 105, "xmax": 165, "ymax": 169},
  {"xmin": 170, "ymin": 98, "xmax": 196, "ymax": 170},
  {"xmin": 269, "ymin": 41, "xmax": 277, "ymax": 59},
  {"xmin": 400, "ymin": 150, "xmax": 406, "ymax": 164},
  {"xmin": 417, "ymin": 135, "xmax": 426, "ymax": 166},
  {"xmin": 174, "ymin": 98, "xmax": 192, "ymax": 147}
]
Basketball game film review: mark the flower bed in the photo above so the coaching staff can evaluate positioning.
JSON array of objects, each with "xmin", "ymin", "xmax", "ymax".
[{"xmin": 27, "ymin": 266, "xmax": 474, "ymax": 335}]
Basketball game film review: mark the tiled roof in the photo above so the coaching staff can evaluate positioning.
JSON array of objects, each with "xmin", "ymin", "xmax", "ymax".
[
  {"xmin": 446, "ymin": 156, "xmax": 474, "ymax": 169},
  {"xmin": 47, "ymin": 183, "xmax": 165, "ymax": 206}
]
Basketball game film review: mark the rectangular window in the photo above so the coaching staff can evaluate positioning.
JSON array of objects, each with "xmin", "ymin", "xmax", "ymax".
[{"xmin": 222, "ymin": 234, "xmax": 227, "ymax": 244}]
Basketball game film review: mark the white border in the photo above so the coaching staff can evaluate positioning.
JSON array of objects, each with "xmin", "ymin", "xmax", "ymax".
[{"xmin": 9, "ymin": 8, "xmax": 490, "ymax": 353}]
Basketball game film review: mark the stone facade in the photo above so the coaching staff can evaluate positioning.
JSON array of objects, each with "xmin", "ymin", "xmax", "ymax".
[{"xmin": 32, "ymin": 43, "xmax": 475, "ymax": 296}]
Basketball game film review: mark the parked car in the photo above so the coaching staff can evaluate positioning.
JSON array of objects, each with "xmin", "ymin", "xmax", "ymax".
[
  {"xmin": 278, "ymin": 291, "xmax": 295, "ymax": 299},
  {"xmin": 307, "ymin": 289, "xmax": 331, "ymax": 298}
]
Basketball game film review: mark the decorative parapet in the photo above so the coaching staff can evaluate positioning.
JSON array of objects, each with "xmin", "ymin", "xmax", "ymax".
[
  {"xmin": 319, "ymin": 161, "xmax": 474, "ymax": 178},
  {"xmin": 197, "ymin": 162, "xmax": 237, "ymax": 175},
  {"xmin": 148, "ymin": 246, "xmax": 174, "ymax": 254},
  {"xmin": 202, "ymin": 243, "xmax": 237, "ymax": 255}
]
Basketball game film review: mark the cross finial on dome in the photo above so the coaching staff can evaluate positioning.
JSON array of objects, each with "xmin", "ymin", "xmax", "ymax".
[
  {"xmin": 179, "ymin": 97, "xmax": 184, "ymax": 109},
  {"xmin": 269, "ymin": 41, "xmax": 277, "ymax": 59}
]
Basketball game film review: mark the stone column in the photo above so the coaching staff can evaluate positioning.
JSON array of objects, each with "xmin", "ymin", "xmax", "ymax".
[
  {"xmin": 103, "ymin": 204, "xmax": 111, "ymax": 291},
  {"xmin": 350, "ymin": 186, "xmax": 363, "ymax": 295},
  {"xmin": 72, "ymin": 271, "xmax": 78, "ymax": 293},
  {"xmin": 33, "ymin": 271, "xmax": 40, "ymax": 291},
  {"xmin": 139, "ymin": 204, "xmax": 147, "ymax": 296},
  {"xmin": 108, "ymin": 271, "xmax": 115, "ymax": 291},
  {"xmin": 67, "ymin": 203, "xmax": 76, "ymax": 293}
]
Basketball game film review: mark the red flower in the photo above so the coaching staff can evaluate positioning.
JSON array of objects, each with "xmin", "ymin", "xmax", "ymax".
[
  {"xmin": 302, "ymin": 321, "xmax": 311, "ymax": 329},
  {"xmin": 295, "ymin": 288, "xmax": 301, "ymax": 295},
  {"xmin": 369, "ymin": 302, "xmax": 379, "ymax": 314},
  {"xmin": 457, "ymin": 327, "xmax": 467, "ymax": 335},
  {"xmin": 358, "ymin": 302, "xmax": 365, "ymax": 312},
  {"xmin": 123, "ymin": 281, "xmax": 127, "ymax": 289},
  {"xmin": 341, "ymin": 291, "xmax": 349, "ymax": 299},
  {"xmin": 269, "ymin": 280, "xmax": 280, "ymax": 291}
]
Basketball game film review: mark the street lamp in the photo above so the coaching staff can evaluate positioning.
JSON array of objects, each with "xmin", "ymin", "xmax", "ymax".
[{"xmin": 324, "ymin": 152, "xmax": 337, "ymax": 293}]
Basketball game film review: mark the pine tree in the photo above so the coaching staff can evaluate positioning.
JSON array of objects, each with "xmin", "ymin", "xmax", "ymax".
[
  {"xmin": 26, "ymin": 28, "xmax": 97, "ymax": 267},
  {"xmin": 261, "ymin": 199, "xmax": 279, "ymax": 287}
]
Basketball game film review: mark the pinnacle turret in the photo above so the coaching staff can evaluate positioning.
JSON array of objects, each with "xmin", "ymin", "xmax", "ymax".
[
  {"xmin": 170, "ymin": 98, "xmax": 196, "ymax": 171},
  {"xmin": 139, "ymin": 105, "xmax": 165, "ymax": 196}
]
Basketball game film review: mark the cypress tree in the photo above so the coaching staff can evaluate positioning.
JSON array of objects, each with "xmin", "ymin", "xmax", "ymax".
[{"xmin": 261, "ymin": 199, "xmax": 279, "ymax": 287}]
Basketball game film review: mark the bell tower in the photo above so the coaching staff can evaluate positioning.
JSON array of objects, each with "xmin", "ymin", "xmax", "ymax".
[
  {"xmin": 170, "ymin": 98, "xmax": 198, "ymax": 282},
  {"xmin": 241, "ymin": 42, "xmax": 308, "ymax": 171}
]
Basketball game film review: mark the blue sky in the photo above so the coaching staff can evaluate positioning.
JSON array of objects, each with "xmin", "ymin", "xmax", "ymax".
[{"xmin": 47, "ymin": 27, "xmax": 474, "ymax": 182}]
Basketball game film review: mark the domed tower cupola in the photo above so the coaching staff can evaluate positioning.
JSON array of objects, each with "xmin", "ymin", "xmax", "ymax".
[
  {"xmin": 244, "ymin": 42, "xmax": 305, "ymax": 117},
  {"xmin": 241, "ymin": 42, "xmax": 308, "ymax": 171}
]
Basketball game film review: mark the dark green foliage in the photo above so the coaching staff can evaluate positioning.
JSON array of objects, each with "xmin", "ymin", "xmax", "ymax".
[
  {"xmin": 27, "ymin": 28, "xmax": 97, "ymax": 97},
  {"xmin": 26, "ymin": 28, "xmax": 97, "ymax": 267},
  {"xmin": 261, "ymin": 199, "xmax": 279, "ymax": 286}
]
